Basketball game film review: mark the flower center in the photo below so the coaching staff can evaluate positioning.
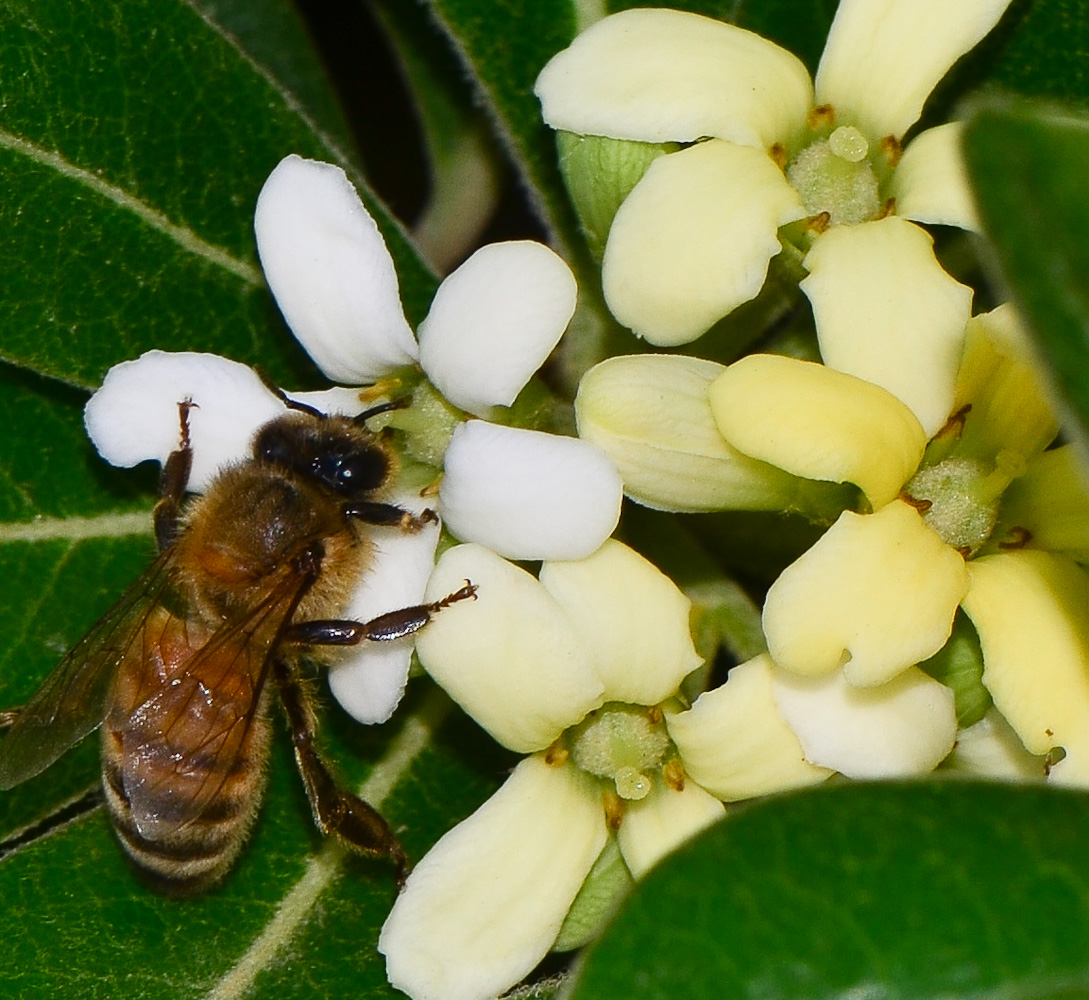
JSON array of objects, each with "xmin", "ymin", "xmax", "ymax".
[
  {"xmin": 786, "ymin": 125, "xmax": 881, "ymax": 225},
  {"xmin": 904, "ymin": 454, "xmax": 1024, "ymax": 555},
  {"xmin": 568, "ymin": 702, "xmax": 672, "ymax": 800}
]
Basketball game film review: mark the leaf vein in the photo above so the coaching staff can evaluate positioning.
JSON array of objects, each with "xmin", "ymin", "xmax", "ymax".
[{"xmin": 0, "ymin": 127, "xmax": 262, "ymax": 285}]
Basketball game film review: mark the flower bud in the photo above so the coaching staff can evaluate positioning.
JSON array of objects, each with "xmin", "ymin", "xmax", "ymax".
[{"xmin": 575, "ymin": 354, "xmax": 803, "ymax": 512}]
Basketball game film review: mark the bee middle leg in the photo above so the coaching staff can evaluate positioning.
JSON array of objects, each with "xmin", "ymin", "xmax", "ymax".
[
  {"xmin": 343, "ymin": 500, "xmax": 438, "ymax": 534},
  {"xmin": 282, "ymin": 581, "xmax": 477, "ymax": 646},
  {"xmin": 271, "ymin": 657, "xmax": 408, "ymax": 882}
]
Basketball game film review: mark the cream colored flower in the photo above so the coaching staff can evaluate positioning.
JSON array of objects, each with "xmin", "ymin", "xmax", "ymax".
[
  {"xmin": 708, "ymin": 305, "xmax": 1089, "ymax": 784},
  {"xmin": 379, "ymin": 540, "xmax": 827, "ymax": 1000},
  {"xmin": 537, "ymin": 1, "xmax": 1012, "ymax": 437}
]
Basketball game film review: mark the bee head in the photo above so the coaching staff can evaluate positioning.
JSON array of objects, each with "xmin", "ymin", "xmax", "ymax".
[{"xmin": 253, "ymin": 413, "xmax": 391, "ymax": 498}]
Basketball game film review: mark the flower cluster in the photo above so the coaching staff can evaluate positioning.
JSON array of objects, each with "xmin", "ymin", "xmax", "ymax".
[{"xmin": 77, "ymin": 1, "xmax": 1089, "ymax": 999}]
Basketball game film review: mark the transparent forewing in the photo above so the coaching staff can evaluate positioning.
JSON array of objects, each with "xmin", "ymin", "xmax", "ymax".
[
  {"xmin": 114, "ymin": 564, "xmax": 312, "ymax": 837},
  {"xmin": 0, "ymin": 551, "xmax": 176, "ymax": 790}
]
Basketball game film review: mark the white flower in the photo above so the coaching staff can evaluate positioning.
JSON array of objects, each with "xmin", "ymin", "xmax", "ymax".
[
  {"xmin": 253, "ymin": 155, "xmax": 622, "ymax": 561},
  {"xmin": 379, "ymin": 540, "xmax": 828, "ymax": 1000},
  {"xmin": 82, "ymin": 157, "xmax": 623, "ymax": 724},
  {"xmin": 536, "ymin": 0, "xmax": 1011, "ymax": 437}
]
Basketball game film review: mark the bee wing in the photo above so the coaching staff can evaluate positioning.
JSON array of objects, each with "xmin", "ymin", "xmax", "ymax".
[
  {"xmin": 114, "ymin": 564, "xmax": 311, "ymax": 838},
  {"xmin": 0, "ymin": 551, "xmax": 177, "ymax": 790}
]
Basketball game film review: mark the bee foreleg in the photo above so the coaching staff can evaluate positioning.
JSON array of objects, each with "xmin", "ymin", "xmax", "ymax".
[
  {"xmin": 154, "ymin": 400, "xmax": 196, "ymax": 551},
  {"xmin": 271, "ymin": 659, "xmax": 407, "ymax": 882},
  {"xmin": 0, "ymin": 708, "xmax": 19, "ymax": 730},
  {"xmin": 283, "ymin": 581, "xmax": 477, "ymax": 646},
  {"xmin": 342, "ymin": 501, "xmax": 438, "ymax": 533}
]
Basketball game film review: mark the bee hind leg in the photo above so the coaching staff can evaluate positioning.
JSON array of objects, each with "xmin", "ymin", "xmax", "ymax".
[{"xmin": 271, "ymin": 658, "xmax": 408, "ymax": 883}]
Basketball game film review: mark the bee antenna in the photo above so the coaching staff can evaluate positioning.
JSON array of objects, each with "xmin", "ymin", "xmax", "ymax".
[
  {"xmin": 254, "ymin": 366, "xmax": 326, "ymax": 419},
  {"xmin": 353, "ymin": 398, "xmax": 409, "ymax": 426}
]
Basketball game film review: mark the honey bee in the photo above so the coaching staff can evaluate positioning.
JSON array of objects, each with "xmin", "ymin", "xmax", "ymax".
[{"xmin": 0, "ymin": 393, "xmax": 475, "ymax": 893}]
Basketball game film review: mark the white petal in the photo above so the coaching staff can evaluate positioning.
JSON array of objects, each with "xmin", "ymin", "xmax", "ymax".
[
  {"xmin": 539, "ymin": 540, "xmax": 702, "ymax": 706},
  {"xmin": 772, "ymin": 665, "xmax": 958, "ymax": 777},
  {"xmin": 962, "ymin": 550, "xmax": 1089, "ymax": 788},
  {"xmin": 415, "ymin": 544, "xmax": 605, "ymax": 753},
  {"xmin": 439, "ymin": 421, "xmax": 622, "ymax": 562},
  {"xmin": 617, "ymin": 779, "xmax": 724, "ymax": 879},
  {"xmin": 709, "ymin": 353, "xmax": 926, "ymax": 509},
  {"xmin": 286, "ymin": 386, "xmax": 370, "ymax": 416},
  {"xmin": 802, "ymin": 217, "xmax": 972, "ymax": 437},
  {"xmin": 815, "ymin": 0, "xmax": 1013, "ymax": 139},
  {"xmin": 945, "ymin": 709, "xmax": 1048, "ymax": 782},
  {"xmin": 326, "ymin": 494, "xmax": 440, "ymax": 725},
  {"xmin": 666, "ymin": 655, "xmax": 832, "ymax": 801},
  {"xmin": 603, "ymin": 140, "xmax": 806, "ymax": 345},
  {"xmin": 535, "ymin": 7, "xmax": 813, "ymax": 148},
  {"xmin": 83, "ymin": 350, "xmax": 285, "ymax": 492},
  {"xmin": 576, "ymin": 353, "xmax": 808, "ymax": 513},
  {"xmin": 892, "ymin": 123, "xmax": 980, "ymax": 231},
  {"xmin": 380, "ymin": 756, "xmax": 608, "ymax": 1000},
  {"xmin": 764, "ymin": 501, "xmax": 969, "ymax": 686},
  {"xmin": 254, "ymin": 155, "xmax": 418, "ymax": 383},
  {"xmin": 418, "ymin": 242, "xmax": 576, "ymax": 415}
]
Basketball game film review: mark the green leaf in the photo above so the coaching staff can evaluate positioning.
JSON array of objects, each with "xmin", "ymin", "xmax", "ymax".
[
  {"xmin": 372, "ymin": 0, "xmax": 505, "ymax": 272},
  {"xmin": 568, "ymin": 781, "xmax": 1089, "ymax": 1000},
  {"xmin": 962, "ymin": 97, "xmax": 1089, "ymax": 441},
  {"xmin": 0, "ymin": 0, "xmax": 436, "ymax": 392}
]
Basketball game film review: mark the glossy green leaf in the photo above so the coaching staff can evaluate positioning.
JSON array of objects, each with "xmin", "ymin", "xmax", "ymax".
[
  {"xmin": 963, "ymin": 98, "xmax": 1089, "ymax": 442},
  {"xmin": 568, "ymin": 781, "xmax": 1089, "ymax": 1000},
  {"xmin": 0, "ymin": 0, "xmax": 436, "ymax": 392}
]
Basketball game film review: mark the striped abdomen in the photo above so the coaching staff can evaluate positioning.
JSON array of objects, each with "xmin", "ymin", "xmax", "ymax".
[{"xmin": 100, "ymin": 606, "xmax": 273, "ymax": 893}]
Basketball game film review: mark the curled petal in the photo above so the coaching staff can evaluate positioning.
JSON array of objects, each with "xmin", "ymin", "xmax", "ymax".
[
  {"xmin": 954, "ymin": 305, "xmax": 1060, "ymax": 463},
  {"xmin": 327, "ymin": 496, "xmax": 440, "ymax": 724},
  {"xmin": 415, "ymin": 544, "xmax": 605, "ymax": 753},
  {"xmin": 709, "ymin": 354, "xmax": 926, "ymax": 508},
  {"xmin": 945, "ymin": 709, "xmax": 1048, "ymax": 782},
  {"xmin": 802, "ymin": 217, "xmax": 972, "ymax": 437},
  {"xmin": 962, "ymin": 550, "xmax": 1089, "ymax": 788},
  {"xmin": 254, "ymin": 155, "xmax": 418, "ymax": 383},
  {"xmin": 539, "ymin": 540, "xmax": 702, "ymax": 706},
  {"xmin": 380, "ymin": 756, "xmax": 608, "ymax": 1000},
  {"xmin": 892, "ymin": 123, "xmax": 979, "ymax": 231},
  {"xmin": 575, "ymin": 354, "xmax": 806, "ymax": 512},
  {"xmin": 999, "ymin": 446, "xmax": 1089, "ymax": 559},
  {"xmin": 666, "ymin": 656, "xmax": 832, "ymax": 801},
  {"xmin": 535, "ymin": 7, "xmax": 813, "ymax": 148},
  {"xmin": 764, "ymin": 501, "xmax": 969, "ymax": 685},
  {"xmin": 617, "ymin": 779, "xmax": 724, "ymax": 879},
  {"xmin": 84, "ymin": 350, "xmax": 285, "ymax": 492},
  {"xmin": 439, "ymin": 421, "xmax": 622, "ymax": 562},
  {"xmin": 418, "ymin": 241, "xmax": 577, "ymax": 416},
  {"xmin": 815, "ymin": 0, "xmax": 1013, "ymax": 139},
  {"xmin": 772, "ymin": 665, "xmax": 958, "ymax": 777},
  {"xmin": 603, "ymin": 140, "xmax": 806, "ymax": 345}
]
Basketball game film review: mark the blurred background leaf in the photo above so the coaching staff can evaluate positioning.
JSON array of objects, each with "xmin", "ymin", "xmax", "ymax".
[{"xmin": 964, "ymin": 96, "xmax": 1089, "ymax": 448}]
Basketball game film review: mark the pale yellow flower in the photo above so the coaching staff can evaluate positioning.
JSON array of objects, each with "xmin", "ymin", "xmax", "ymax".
[{"xmin": 537, "ymin": 0, "xmax": 1012, "ymax": 437}]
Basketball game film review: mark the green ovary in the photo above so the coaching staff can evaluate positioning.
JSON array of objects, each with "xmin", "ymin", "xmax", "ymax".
[
  {"xmin": 786, "ymin": 125, "xmax": 880, "ymax": 225},
  {"xmin": 568, "ymin": 703, "xmax": 672, "ymax": 801}
]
